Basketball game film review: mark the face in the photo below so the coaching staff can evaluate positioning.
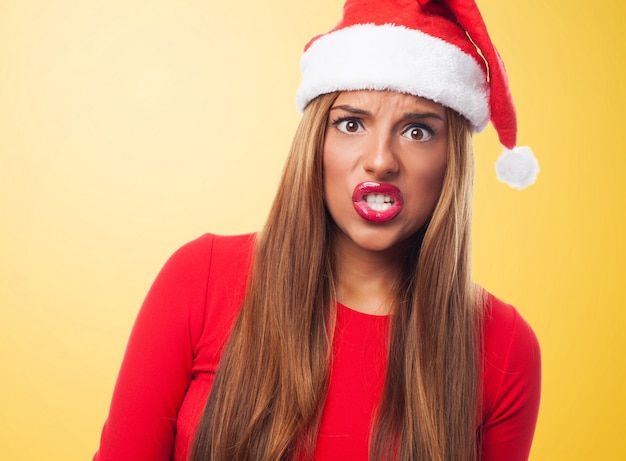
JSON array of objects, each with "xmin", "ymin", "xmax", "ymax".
[{"xmin": 323, "ymin": 90, "xmax": 448, "ymax": 254}]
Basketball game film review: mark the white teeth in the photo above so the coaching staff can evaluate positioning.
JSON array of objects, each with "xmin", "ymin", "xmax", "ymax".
[{"xmin": 365, "ymin": 194, "xmax": 393, "ymax": 212}]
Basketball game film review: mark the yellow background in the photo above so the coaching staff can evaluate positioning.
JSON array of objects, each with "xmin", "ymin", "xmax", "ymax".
[{"xmin": 1, "ymin": 0, "xmax": 624, "ymax": 459}]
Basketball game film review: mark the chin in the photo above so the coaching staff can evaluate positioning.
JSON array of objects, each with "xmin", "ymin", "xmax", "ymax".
[{"xmin": 339, "ymin": 226, "xmax": 414, "ymax": 254}]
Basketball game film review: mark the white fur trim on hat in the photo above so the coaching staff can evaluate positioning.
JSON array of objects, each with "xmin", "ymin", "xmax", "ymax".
[{"xmin": 296, "ymin": 24, "xmax": 490, "ymax": 132}]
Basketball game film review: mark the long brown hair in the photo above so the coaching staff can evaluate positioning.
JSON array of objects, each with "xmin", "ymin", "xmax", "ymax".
[
  {"xmin": 370, "ymin": 104, "xmax": 481, "ymax": 461},
  {"xmin": 190, "ymin": 92, "xmax": 481, "ymax": 460}
]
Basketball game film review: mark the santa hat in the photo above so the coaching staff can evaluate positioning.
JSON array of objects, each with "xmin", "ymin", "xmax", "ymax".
[{"xmin": 295, "ymin": 0, "xmax": 539, "ymax": 190}]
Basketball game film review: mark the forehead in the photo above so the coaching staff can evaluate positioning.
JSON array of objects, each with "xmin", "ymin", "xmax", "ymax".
[{"xmin": 332, "ymin": 90, "xmax": 446, "ymax": 116}]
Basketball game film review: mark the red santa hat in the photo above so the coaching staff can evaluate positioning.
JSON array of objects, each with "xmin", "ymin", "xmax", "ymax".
[{"xmin": 295, "ymin": 0, "xmax": 539, "ymax": 189}]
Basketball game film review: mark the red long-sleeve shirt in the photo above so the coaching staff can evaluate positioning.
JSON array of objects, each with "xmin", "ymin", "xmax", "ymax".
[{"xmin": 94, "ymin": 233, "xmax": 541, "ymax": 460}]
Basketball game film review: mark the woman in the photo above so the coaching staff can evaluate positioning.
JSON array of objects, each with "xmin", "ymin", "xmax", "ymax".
[{"xmin": 95, "ymin": 1, "xmax": 541, "ymax": 460}]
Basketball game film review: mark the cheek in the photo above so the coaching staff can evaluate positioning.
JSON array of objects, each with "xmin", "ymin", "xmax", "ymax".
[
  {"xmin": 430, "ymin": 161, "xmax": 447, "ymax": 191},
  {"xmin": 322, "ymin": 145, "xmax": 356, "ymax": 224},
  {"xmin": 322, "ymin": 144, "xmax": 346, "ymax": 191},
  {"xmin": 322, "ymin": 146, "xmax": 338, "ymax": 204},
  {"xmin": 428, "ymin": 143, "xmax": 448, "ymax": 187},
  {"xmin": 410, "ymin": 155, "xmax": 448, "ymax": 210}
]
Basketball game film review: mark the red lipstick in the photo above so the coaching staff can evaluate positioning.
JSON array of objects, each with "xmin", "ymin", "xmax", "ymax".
[{"xmin": 352, "ymin": 181, "xmax": 403, "ymax": 223}]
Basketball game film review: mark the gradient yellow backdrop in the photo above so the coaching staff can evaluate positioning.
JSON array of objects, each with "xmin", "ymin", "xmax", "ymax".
[{"xmin": 2, "ymin": 1, "xmax": 625, "ymax": 459}]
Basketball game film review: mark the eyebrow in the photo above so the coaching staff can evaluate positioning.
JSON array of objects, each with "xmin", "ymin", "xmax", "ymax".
[
  {"xmin": 330, "ymin": 104, "xmax": 445, "ymax": 121},
  {"xmin": 329, "ymin": 105, "xmax": 371, "ymax": 115},
  {"xmin": 404, "ymin": 111, "xmax": 445, "ymax": 122}
]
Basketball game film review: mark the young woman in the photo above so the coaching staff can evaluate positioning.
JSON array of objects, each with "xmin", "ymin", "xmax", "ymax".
[{"xmin": 95, "ymin": 1, "xmax": 541, "ymax": 460}]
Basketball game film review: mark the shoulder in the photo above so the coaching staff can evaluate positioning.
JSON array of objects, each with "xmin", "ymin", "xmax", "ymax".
[
  {"xmin": 482, "ymin": 292, "xmax": 540, "ymax": 371},
  {"xmin": 142, "ymin": 233, "xmax": 256, "ymax": 357},
  {"xmin": 479, "ymin": 294, "xmax": 541, "ymax": 458},
  {"xmin": 481, "ymin": 291, "xmax": 541, "ymax": 423},
  {"xmin": 158, "ymin": 233, "xmax": 255, "ymax": 284},
  {"xmin": 93, "ymin": 233, "xmax": 256, "ymax": 460},
  {"xmin": 145, "ymin": 233, "xmax": 256, "ymax": 324},
  {"xmin": 168, "ymin": 233, "xmax": 256, "ymax": 268}
]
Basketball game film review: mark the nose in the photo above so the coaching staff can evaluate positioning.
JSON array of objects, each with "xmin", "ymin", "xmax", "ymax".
[{"xmin": 362, "ymin": 132, "xmax": 399, "ymax": 179}]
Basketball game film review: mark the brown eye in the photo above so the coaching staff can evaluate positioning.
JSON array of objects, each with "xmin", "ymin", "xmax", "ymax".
[
  {"xmin": 345, "ymin": 121, "xmax": 359, "ymax": 132},
  {"xmin": 402, "ymin": 125, "xmax": 432, "ymax": 142},
  {"xmin": 335, "ymin": 118, "xmax": 364, "ymax": 134}
]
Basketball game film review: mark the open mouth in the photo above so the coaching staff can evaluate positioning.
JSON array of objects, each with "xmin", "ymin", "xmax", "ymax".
[{"xmin": 352, "ymin": 182, "xmax": 403, "ymax": 222}]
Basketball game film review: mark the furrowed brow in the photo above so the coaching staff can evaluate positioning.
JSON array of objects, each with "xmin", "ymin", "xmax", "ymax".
[
  {"xmin": 329, "ymin": 105, "xmax": 372, "ymax": 116},
  {"xmin": 404, "ymin": 111, "xmax": 445, "ymax": 121}
]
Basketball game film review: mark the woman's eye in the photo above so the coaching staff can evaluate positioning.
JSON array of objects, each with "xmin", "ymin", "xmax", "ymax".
[
  {"xmin": 402, "ymin": 125, "xmax": 433, "ymax": 142},
  {"xmin": 335, "ymin": 119, "xmax": 363, "ymax": 133}
]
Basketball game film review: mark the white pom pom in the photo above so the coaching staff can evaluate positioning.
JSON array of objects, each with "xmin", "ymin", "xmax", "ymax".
[{"xmin": 495, "ymin": 146, "xmax": 540, "ymax": 190}]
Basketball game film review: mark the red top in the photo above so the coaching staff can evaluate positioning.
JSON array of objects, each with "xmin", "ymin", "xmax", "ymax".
[{"xmin": 94, "ymin": 233, "xmax": 541, "ymax": 460}]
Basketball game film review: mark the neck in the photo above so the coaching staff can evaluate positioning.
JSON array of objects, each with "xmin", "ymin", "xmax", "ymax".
[{"xmin": 331, "ymin": 230, "xmax": 408, "ymax": 316}]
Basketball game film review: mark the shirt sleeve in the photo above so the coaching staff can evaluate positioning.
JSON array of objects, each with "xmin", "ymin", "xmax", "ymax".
[
  {"xmin": 481, "ymin": 294, "xmax": 542, "ymax": 461},
  {"xmin": 93, "ymin": 234, "xmax": 215, "ymax": 461}
]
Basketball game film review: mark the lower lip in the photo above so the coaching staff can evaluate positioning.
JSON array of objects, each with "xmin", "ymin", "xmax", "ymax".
[{"xmin": 352, "ymin": 182, "xmax": 403, "ymax": 223}]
